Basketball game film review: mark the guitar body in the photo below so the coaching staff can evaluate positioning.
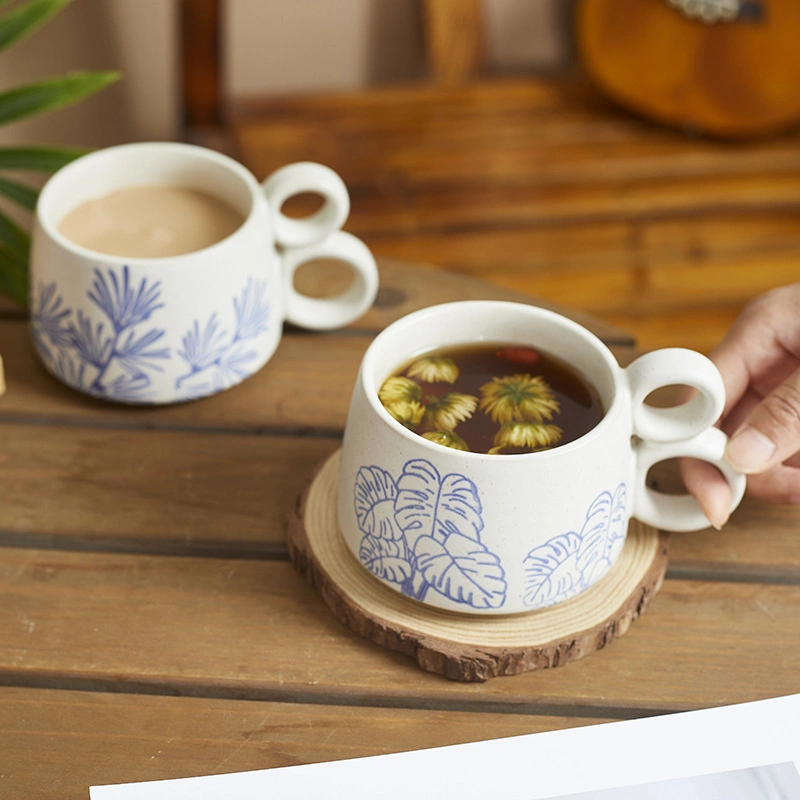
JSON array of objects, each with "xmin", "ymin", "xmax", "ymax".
[{"xmin": 576, "ymin": 0, "xmax": 800, "ymax": 138}]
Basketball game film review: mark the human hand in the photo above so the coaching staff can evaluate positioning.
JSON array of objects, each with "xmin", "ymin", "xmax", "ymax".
[{"xmin": 681, "ymin": 284, "xmax": 800, "ymax": 528}]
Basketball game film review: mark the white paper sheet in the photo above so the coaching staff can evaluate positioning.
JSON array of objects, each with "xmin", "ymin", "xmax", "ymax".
[{"xmin": 90, "ymin": 693, "xmax": 800, "ymax": 799}]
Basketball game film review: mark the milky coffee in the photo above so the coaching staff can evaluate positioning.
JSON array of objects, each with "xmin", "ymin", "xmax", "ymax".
[{"xmin": 58, "ymin": 184, "xmax": 245, "ymax": 258}]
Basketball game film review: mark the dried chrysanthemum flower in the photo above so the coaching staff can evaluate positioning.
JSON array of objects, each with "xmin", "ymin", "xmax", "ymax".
[
  {"xmin": 379, "ymin": 376, "xmax": 422, "ymax": 404},
  {"xmin": 423, "ymin": 392, "xmax": 477, "ymax": 431},
  {"xmin": 488, "ymin": 421, "xmax": 563, "ymax": 454},
  {"xmin": 479, "ymin": 373, "xmax": 560, "ymax": 424},
  {"xmin": 422, "ymin": 430, "xmax": 470, "ymax": 451},
  {"xmin": 379, "ymin": 376, "xmax": 425, "ymax": 427},
  {"xmin": 384, "ymin": 399, "xmax": 425, "ymax": 427},
  {"xmin": 407, "ymin": 356, "xmax": 459, "ymax": 384}
]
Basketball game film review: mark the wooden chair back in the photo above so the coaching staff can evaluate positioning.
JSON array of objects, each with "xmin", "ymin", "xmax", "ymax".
[{"xmin": 179, "ymin": 0, "xmax": 485, "ymax": 131}]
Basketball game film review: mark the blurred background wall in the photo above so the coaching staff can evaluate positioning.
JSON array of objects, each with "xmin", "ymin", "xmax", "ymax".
[{"xmin": 0, "ymin": 0, "xmax": 573, "ymax": 148}]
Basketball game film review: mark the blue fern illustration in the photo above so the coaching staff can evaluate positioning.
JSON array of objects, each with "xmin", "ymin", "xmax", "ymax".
[
  {"xmin": 354, "ymin": 459, "xmax": 507, "ymax": 610},
  {"xmin": 31, "ymin": 266, "xmax": 169, "ymax": 402},
  {"xmin": 30, "ymin": 281, "xmax": 72, "ymax": 361},
  {"xmin": 522, "ymin": 484, "xmax": 627, "ymax": 608},
  {"xmin": 175, "ymin": 277, "xmax": 269, "ymax": 399}
]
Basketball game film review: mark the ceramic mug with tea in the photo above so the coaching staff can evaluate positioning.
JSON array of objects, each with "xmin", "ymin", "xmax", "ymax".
[
  {"xmin": 30, "ymin": 142, "xmax": 378, "ymax": 404},
  {"xmin": 336, "ymin": 301, "xmax": 747, "ymax": 615}
]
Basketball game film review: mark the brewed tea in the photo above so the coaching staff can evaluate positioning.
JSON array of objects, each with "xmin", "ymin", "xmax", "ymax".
[{"xmin": 379, "ymin": 343, "xmax": 603, "ymax": 454}]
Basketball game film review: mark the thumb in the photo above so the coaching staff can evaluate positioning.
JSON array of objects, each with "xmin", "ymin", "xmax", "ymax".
[{"xmin": 725, "ymin": 367, "xmax": 800, "ymax": 474}]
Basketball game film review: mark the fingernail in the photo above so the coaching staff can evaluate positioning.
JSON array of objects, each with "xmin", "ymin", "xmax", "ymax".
[
  {"xmin": 707, "ymin": 509, "xmax": 728, "ymax": 531},
  {"xmin": 726, "ymin": 427, "xmax": 776, "ymax": 473},
  {"xmin": 697, "ymin": 495, "xmax": 728, "ymax": 531}
]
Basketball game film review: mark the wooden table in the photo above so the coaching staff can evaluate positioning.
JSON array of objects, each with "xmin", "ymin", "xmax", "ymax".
[{"xmin": 1, "ymin": 260, "xmax": 798, "ymax": 798}]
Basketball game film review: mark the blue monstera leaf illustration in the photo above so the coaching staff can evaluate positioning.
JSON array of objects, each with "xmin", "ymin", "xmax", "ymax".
[
  {"xmin": 353, "ymin": 458, "xmax": 507, "ymax": 609},
  {"xmin": 576, "ymin": 484, "xmax": 627, "ymax": 585},
  {"xmin": 394, "ymin": 459, "xmax": 484, "ymax": 552},
  {"xmin": 359, "ymin": 535, "xmax": 411, "ymax": 585},
  {"xmin": 354, "ymin": 466, "xmax": 402, "ymax": 540},
  {"xmin": 522, "ymin": 531, "xmax": 583, "ymax": 608},
  {"xmin": 415, "ymin": 530, "xmax": 506, "ymax": 609},
  {"xmin": 522, "ymin": 484, "xmax": 628, "ymax": 609}
]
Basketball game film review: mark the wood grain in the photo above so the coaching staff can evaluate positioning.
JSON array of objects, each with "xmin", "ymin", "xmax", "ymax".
[
  {"xmin": 0, "ymin": 687, "xmax": 608, "ymax": 800},
  {"xmin": 288, "ymin": 450, "xmax": 669, "ymax": 682},
  {"xmin": 422, "ymin": 0, "xmax": 484, "ymax": 85},
  {"xmin": 0, "ymin": 422, "xmax": 797, "ymax": 576},
  {"xmin": 0, "ymin": 547, "xmax": 798, "ymax": 713},
  {"xmin": 232, "ymin": 75, "xmax": 800, "ymax": 352},
  {"xmin": 0, "ymin": 423, "xmax": 338, "ymax": 553}
]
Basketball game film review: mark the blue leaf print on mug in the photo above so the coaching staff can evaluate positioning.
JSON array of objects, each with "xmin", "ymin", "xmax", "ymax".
[
  {"xmin": 175, "ymin": 277, "xmax": 269, "ymax": 399},
  {"xmin": 522, "ymin": 484, "xmax": 627, "ymax": 608},
  {"xmin": 576, "ymin": 484, "xmax": 628, "ymax": 586},
  {"xmin": 30, "ymin": 281, "xmax": 71, "ymax": 361},
  {"xmin": 31, "ymin": 266, "xmax": 169, "ymax": 402},
  {"xmin": 88, "ymin": 265, "xmax": 164, "ymax": 332},
  {"xmin": 354, "ymin": 459, "xmax": 507, "ymax": 610}
]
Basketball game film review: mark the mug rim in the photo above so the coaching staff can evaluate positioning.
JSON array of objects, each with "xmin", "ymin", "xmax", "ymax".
[
  {"xmin": 35, "ymin": 141, "xmax": 262, "ymax": 266},
  {"xmin": 360, "ymin": 300, "xmax": 624, "ymax": 461}
]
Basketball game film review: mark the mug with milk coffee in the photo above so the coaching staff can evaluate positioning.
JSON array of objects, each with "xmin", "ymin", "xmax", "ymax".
[{"xmin": 30, "ymin": 142, "xmax": 379, "ymax": 404}]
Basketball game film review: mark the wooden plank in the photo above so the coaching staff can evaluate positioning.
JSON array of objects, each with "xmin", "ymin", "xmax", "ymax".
[
  {"xmin": 0, "ymin": 322, "xmax": 368, "ymax": 429},
  {"xmin": 603, "ymin": 307, "xmax": 743, "ymax": 353},
  {"xmin": 0, "ymin": 425, "xmax": 796, "ymax": 573},
  {"xmin": 366, "ymin": 218, "xmax": 800, "ymax": 307},
  {"xmin": 361, "ymin": 219, "xmax": 798, "ymax": 352},
  {"xmin": 231, "ymin": 76, "xmax": 615, "ymax": 122},
  {"xmin": 0, "ymin": 687, "xmax": 608, "ymax": 800},
  {"xmin": 668, "ymin": 496, "xmax": 800, "ymax": 581},
  {"xmin": 233, "ymin": 78, "xmax": 800, "ymax": 176},
  {"xmin": 234, "ymin": 88, "xmax": 800, "ymax": 210},
  {"xmin": 0, "ymin": 424, "xmax": 338, "ymax": 553},
  {"xmin": 231, "ymin": 73, "xmax": 800, "ymax": 356},
  {"xmin": 365, "ymin": 259, "xmax": 634, "ymax": 344},
  {"xmin": 0, "ymin": 548, "xmax": 798, "ymax": 712}
]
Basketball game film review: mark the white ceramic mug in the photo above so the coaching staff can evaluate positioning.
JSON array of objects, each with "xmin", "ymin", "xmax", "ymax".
[
  {"xmin": 336, "ymin": 301, "xmax": 747, "ymax": 615},
  {"xmin": 29, "ymin": 142, "xmax": 378, "ymax": 404}
]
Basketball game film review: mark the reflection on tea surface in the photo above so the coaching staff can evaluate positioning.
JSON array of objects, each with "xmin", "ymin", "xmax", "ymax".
[{"xmin": 379, "ymin": 343, "xmax": 603, "ymax": 454}]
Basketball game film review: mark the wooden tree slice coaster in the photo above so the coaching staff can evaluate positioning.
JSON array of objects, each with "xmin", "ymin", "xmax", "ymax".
[{"xmin": 287, "ymin": 450, "xmax": 670, "ymax": 682}]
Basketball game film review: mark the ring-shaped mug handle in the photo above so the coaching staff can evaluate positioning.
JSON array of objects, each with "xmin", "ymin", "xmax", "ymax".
[
  {"xmin": 282, "ymin": 232, "xmax": 378, "ymax": 330},
  {"xmin": 624, "ymin": 349, "xmax": 746, "ymax": 530},
  {"xmin": 262, "ymin": 162, "xmax": 379, "ymax": 330},
  {"xmin": 262, "ymin": 162, "xmax": 350, "ymax": 248},
  {"xmin": 625, "ymin": 348, "xmax": 725, "ymax": 443},
  {"xmin": 634, "ymin": 429, "xmax": 747, "ymax": 531}
]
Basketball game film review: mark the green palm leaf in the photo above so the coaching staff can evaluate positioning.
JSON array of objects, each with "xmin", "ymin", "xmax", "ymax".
[
  {"xmin": 0, "ymin": 206, "xmax": 30, "ymax": 258},
  {"xmin": 0, "ymin": 2, "xmax": 119, "ymax": 306},
  {"xmin": 0, "ymin": 175, "xmax": 37, "ymax": 210},
  {"xmin": 0, "ymin": 70, "xmax": 120, "ymax": 127},
  {"xmin": 0, "ymin": 145, "xmax": 88, "ymax": 171},
  {"xmin": 0, "ymin": 0, "xmax": 70, "ymax": 54},
  {"xmin": 0, "ymin": 242, "xmax": 27, "ymax": 306}
]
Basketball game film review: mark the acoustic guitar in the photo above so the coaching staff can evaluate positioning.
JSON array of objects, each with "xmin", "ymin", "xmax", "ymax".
[{"xmin": 576, "ymin": 0, "xmax": 800, "ymax": 138}]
